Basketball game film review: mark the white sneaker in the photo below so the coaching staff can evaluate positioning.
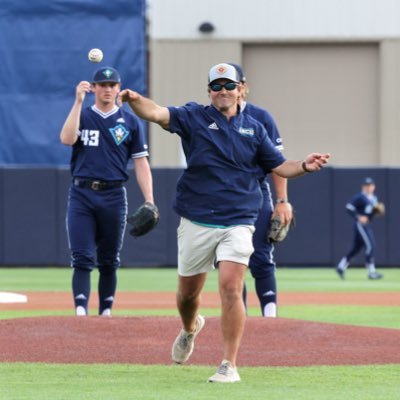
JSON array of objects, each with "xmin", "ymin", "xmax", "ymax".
[
  {"xmin": 208, "ymin": 360, "xmax": 241, "ymax": 383},
  {"xmin": 75, "ymin": 306, "xmax": 87, "ymax": 316},
  {"xmin": 172, "ymin": 314, "xmax": 205, "ymax": 364},
  {"xmin": 101, "ymin": 308, "xmax": 111, "ymax": 317}
]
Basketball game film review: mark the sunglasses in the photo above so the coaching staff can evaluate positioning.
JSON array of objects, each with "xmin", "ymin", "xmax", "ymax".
[{"xmin": 208, "ymin": 82, "xmax": 239, "ymax": 92}]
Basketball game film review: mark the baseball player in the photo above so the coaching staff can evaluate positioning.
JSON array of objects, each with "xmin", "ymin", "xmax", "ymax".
[
  {"xmin": 60, "ymin": 66, "xmax": 154, "ymax": 316},
  {"xmin": 118, "ymin": 62, "xmax": 330, "ymax": 383},
  {"xmin": 336, "ymin": 177, "xmax": 383, "ymax": 280},
  {"xmin": 229, "ymin": 63, "xmax": 293, "ymax": 318}
]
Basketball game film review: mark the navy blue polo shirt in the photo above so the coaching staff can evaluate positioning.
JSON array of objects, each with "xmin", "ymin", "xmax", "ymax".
[
  {"xmin": 243, "ymin": 102, "xmax": 283, "ymax": 151},
  {"xmin": 167, "ymin": 103, "xmax": 286, "ymax": 226}
]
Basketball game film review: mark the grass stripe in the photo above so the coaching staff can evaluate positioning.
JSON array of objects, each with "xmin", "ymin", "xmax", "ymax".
[
  {"xmin": 1, "ymin": 267, "xmax": 399, "ymax": 292},
  {"xmin": 0, "ymin": 363, "xmax": 399, "ymax": 400}
]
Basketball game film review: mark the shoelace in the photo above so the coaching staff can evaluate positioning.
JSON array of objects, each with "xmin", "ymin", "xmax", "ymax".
[
  {"xmin": 178, "ymin": 331, "xmax": 194, "ymax": 348},
  {"xmin": 178, "ymin": 318, "xmax": 201, "ymax": 348},
  {"xmin": 217, "ymin": 363, "xmax": 231, "ymax": 376}
]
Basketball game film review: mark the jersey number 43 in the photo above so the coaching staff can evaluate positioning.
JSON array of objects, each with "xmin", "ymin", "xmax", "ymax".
[{"xmin": 81, "ymin": 130, "xmax": 99, "ymax": 146}]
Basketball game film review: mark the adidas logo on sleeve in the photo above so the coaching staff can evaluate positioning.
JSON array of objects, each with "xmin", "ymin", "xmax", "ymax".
[{"xmin": 208, "ymin": 122, "xmax": 219, "ymax": 130}]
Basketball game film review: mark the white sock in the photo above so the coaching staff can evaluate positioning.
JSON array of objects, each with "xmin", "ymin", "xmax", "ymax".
[
  {"xmin": 366, "ymin": 263, "xmax": 376, "ymax": 274},
  {"xmin": 338, "ymin": 257, "xmax": 349, "ymax": 271},
  {"xmin": 263, "ymin": 302, "xmax": 277, "ymax": 318}
]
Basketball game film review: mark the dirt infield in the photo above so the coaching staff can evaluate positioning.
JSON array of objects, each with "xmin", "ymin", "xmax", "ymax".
[
  {"xmin": 1, "ymin": 291, "xmax": 399, "ymax": 367},
  {"xmin": 1, "ymin": 316, "xmax": 400, "ymax": 366}
]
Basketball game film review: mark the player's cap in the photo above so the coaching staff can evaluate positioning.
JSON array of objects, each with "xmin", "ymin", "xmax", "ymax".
[
  {"xmin": 92, "ymin": 67, "xmax": 121, "ymax": 83},
  {"xmin": 208, "ymin": 63, "xmax": 240, "ymax": 84},
  {"xmin": 363, "ymin": 177, "xmax": 375, "ymax": 185},
  {"xmin": 228, "ymin": 63, "xmax": 246, "ymax": 82}
]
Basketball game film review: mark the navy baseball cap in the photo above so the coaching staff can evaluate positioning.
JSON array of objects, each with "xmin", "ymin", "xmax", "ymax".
[
  {"xmin": 92, "ymin": 67, "xmax": 121, "ymax": 83},
  {"xmin": 228, "ymin": 63, "xmax": 246, "ymax": 82},
  {"xmin": 363, "ymin": 177, "xmax": 375, "ymax": 185}
]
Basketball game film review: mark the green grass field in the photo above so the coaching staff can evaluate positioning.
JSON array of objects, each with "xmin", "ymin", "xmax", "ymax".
[
  {"xmin": 2, "ymin": 266, "xmax": 400, "ymax": 292},
  {"xmin": 1, "ymin": 267, "xmax": 399, "ymax": 399}
]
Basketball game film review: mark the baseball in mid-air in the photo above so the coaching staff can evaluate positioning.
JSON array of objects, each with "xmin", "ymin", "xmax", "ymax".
[{"xmin": 88, "ymin": 48, "xmax": 103, "ymax": 63}]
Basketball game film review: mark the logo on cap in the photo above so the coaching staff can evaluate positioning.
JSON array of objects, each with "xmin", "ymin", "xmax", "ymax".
[
  {"xmin": 102, "ymin": 69, "xmax": 114, "ymax": 79},
  {"xmin": 216, "ymin": 65, "xmax": 228, "ymax": 75}
]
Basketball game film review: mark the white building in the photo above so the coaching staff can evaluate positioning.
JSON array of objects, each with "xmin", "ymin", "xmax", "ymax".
[{"xmin": 147, "ymin": 0, "xmax": 400, "ymax": 167}]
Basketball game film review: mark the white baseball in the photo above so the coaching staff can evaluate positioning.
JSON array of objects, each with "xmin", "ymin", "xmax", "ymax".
[{"xmin": 88, "ymin": 48, "xmax": 103, "ymax": 63}]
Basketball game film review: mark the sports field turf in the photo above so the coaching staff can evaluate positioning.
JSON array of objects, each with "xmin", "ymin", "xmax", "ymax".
[{"xmin": 0, "ymin": 267, "xmax": 399, "ymax": 399}]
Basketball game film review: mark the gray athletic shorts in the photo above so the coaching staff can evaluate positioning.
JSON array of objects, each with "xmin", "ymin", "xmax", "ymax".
[{"xmin": 177, "ymin": 217, "xmax": 255, "ymax": 277}]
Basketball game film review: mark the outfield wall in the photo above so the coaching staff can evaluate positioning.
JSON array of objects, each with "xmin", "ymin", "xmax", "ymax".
[
  {"xmin": 0, "ymin": 0, "xmax": 147, "ymax": 165},
  {"xmin": 0, "ymin": 167, "xmax": 398, "ymax": 267}
]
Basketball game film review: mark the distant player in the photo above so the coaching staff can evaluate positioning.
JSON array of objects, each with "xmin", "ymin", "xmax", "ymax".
[
  {"xmin": 60, "ymin": 66, "xmax": 155, "ymax": 316},
  {"xmin": 336, "ymin": 177, "xmax": 383, "ymax": 280},
  {"xmin": 229, "ymin": 63, "xmax": 293, "ymax": 318}
]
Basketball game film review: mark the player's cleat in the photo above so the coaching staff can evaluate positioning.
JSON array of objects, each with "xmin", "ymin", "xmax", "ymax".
[
  {"xmin": 368, "ymin": 272, "xmax": 383, "ymax": 280},
  {"xmin": 172, "ymin": 314, "xmax": 205, "ymax": 364},
  {"xmin": 75, "ymin": 306, "xmax": 87, "ymax": 316},
  {"xmin": 336, "ymin": 257, "xmax": 348, "ymax": 280},
  {"xmin": 263, "ymin": 302, "xmax": 277, "ymax": 318},
  {"xmin": 208, "ymin": 360, "xmax": 241, "ymax": 383},
  {"xmin": 101, "ymin": 308, "xmax": 111, "ymax": 317},
  {"xmin": 336, "ymin": 267, "xmax": 345, "ymax": 280}
]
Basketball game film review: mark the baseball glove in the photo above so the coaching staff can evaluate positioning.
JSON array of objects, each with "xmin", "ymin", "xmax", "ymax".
[
  {"xmin": 267, "ymin": 215, "xmax": 295, "ymax": 243},
  {"xmin": 373, "ymin": 202, "xmax": 385, "ymax": 217},
  {"xmin": 127, "ymin": 202, "xmax": 160, "ymax": 237}
]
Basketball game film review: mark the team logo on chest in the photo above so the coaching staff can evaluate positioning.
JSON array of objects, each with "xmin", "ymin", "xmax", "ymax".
[
  {"xmin": 109, "ymin": 124, "xmax": 129, "ymax": 145},
  {"xmin": 238, "ymin": 127, "xmax": 255, "ymax": 136}
]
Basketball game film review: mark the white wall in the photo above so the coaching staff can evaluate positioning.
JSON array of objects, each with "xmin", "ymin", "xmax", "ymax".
[{"xmin": 148, "ymin": 0, "xmax": 400, "ymax": 40}]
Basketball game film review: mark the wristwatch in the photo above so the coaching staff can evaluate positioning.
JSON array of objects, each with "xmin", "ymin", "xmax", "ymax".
[
  {"xmin": 276, "ymin": 198, "xmax": 289, "ymax": 204},
  {"xmin": 302, "ymin": 161, "xmax": 313, "ymax": 173}
]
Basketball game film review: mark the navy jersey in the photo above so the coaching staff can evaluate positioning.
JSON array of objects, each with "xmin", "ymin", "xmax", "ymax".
[
  {"xmin": 70, "ymin": 105, "xmax": 149, "ymax": 181},
  {"xmin": 346, "ymin": 192, "xmax": 378, "ymax": 222},
  {"xmin": 242, "ymin": 102, "xmax": 283, "ymax": 188},
  {"xmin": 167, "ymin": 103, "xmax": 286, "ymax": 226}
]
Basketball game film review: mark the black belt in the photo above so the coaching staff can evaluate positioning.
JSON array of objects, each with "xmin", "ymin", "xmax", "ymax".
[{"xmin": 73, "ymin": 178, "xmax": 124, "ymax": 191}]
